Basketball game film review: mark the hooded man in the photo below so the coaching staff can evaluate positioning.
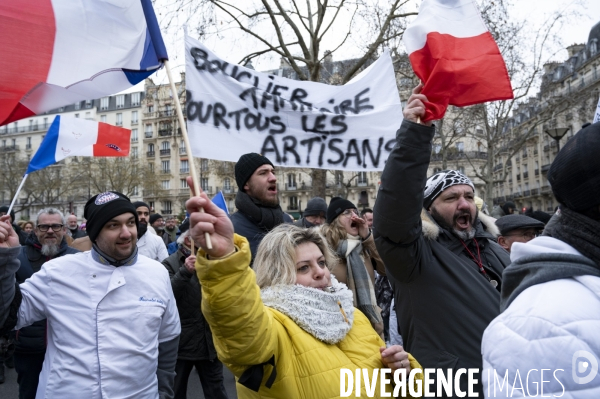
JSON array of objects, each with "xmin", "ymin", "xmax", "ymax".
[
  {"xmin": 482, "ymin": 122, "xmax": 600, "ymax": 398},
  {"xmin": 373, "ymin": 85, "xmax": 510, "ymax": 395},
  {"xmin": 231, "ymin": 153, "xmax": 292, "ymax": 262},
  {"xmin": 294, "ymin": 197, "xmax": 327, "ymax": 228},
  {"xmin": 0, "ymin": 192, "xmax": 180, "ymax": 399}
]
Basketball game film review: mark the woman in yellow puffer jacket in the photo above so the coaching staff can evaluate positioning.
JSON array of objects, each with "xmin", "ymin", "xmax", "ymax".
[{"xmin": 186, "ymin": 190, "xmax": 423, "ymax": 398}]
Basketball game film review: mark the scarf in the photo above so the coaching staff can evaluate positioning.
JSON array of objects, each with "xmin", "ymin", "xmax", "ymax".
[
  {"xmin": 178, "ymin": 243, "xmax": 192, "ymax": 258},
  {"xmin": 261, "ymin": 276, "xmax": 354, "ymax": 344},
  {"xmin": 91, "ymin": 244, "xmax": 138, "ymax": 267},
  {"xmin": 235, "ymin": 190, "xmax": 285, "ymax": 231},
  {"xmin": 336, "ymin": 236, "xmax": 383, "ymax": 330},
  {"xmin": 545, "ymin": 206, "xmax": 600, "ymax": 268}
]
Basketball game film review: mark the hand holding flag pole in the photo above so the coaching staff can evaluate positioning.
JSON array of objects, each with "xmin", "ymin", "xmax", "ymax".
[{"xmin": 163, "ymin": 59, "xmax": 212, "ymax": 250}]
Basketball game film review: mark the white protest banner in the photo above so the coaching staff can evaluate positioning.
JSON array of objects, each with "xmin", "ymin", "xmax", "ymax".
[
  {"xmin": 185, "ymin": 34, "xmax": 402, "ymax": 171},
  {"xmin": 594, "ymin": 95, "xmax": 600, "ymax": 124}
]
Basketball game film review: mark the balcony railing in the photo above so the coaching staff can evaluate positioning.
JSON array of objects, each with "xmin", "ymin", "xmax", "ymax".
[
  {"xmin": 160, "ymin": 149, "xmax": 171, "ymax": 156},
  {"xmin": 158, "ymin": 129, "xmax": 172, "ymax": 137},
  {"xmin": 523, "ymin": 172, "xmax": 528, "ymax": 179},
  {"xmin": 430, "ymin": 151, "xmax": 487, "ymax": 161},
  {"xmin": 286, "ymin": 184, "xmax": 297, "ymax": 190},
  {"xmin": 145, "ymin": 132, "xmax": 153, "ymax": 138},
  {"xmin": 357, "ymin": 180, "xmax": 368, "ymax": 187},
  {"xmin": 146, "ymin": 151, "xmax": 155, "ymax": 157},
  {"xmin": 25, "ymin": 144, "xmax": 32, "ymax": 150},
  {"xmin": 534, "ymin": 169, "xmax": 539, "ymax": 176},
  {"xmin": 161, "ymin": 169, "xmax": 171, "ymax": 174},
  {"xmin": 223, "ymin": 187, "xmax": 233, "ymax": 194},
  {"xmin": 179, "ymin": 147, "xmax": 186, "ymax": 155},
  {"xmin": 0, "ymin": 123, "xmax": 50, "ymax": 134},
  {"xmin": 180, "ymin": 168, "xmax": 189, "ymax": 173},
  {"xmin": 159, "ymin": 111, "xmax": 174, "ymax": 117},
  {"xmin": 161, "ymin": 209, "xmax": 172, "ymax": 215},
  {"xmin": 2, "ymin": 145, "xmax": 19, "ymax": 151}
]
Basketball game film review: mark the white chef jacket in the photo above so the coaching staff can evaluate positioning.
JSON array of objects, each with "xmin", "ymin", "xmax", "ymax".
[
  {"xmin": 16, "ymin": 251, "xmax": 181, "ymax": 398},
  {"xmin": 137, "ymin": 232, "xmax": 169, "ymax": 262}
]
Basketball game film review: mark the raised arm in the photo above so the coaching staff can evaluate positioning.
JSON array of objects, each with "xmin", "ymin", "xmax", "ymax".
[
  {"xmin": 186, "ymin": 179, "xmax": 279, "ymax": 370},
  {"xmin": 0, "ymin": 215, "xmax": 21, "ymax": 330},
  {"xmin": 373, "ymin": 86, "xmax": 436, "ymax": 283}
]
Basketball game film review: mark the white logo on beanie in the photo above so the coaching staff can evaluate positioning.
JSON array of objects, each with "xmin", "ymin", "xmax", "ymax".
[{"xmin": 95, "ymin": 192, "xmax": 120, "ymax": 205}]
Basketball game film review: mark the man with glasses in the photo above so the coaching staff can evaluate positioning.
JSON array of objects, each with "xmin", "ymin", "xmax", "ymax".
[
  {"xmin": 12, "ymin": 208, "xmax": 79, "ymax": 399},
  {"xmin": 495, "ymin": 214, "xmax": 545, "ymax": 253}
]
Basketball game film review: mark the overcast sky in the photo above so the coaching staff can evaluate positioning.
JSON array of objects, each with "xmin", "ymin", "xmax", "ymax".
[{"xmin": 124, "ymin": 0, "xmax": 600, "ymax": 92}]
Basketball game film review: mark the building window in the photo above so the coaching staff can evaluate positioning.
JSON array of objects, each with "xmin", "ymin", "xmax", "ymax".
[
  {"xmin": 201, "ymin": 159, "xmax": 208, "ymax": 171},
  {"xmin": 100, "ymin": 97, "xmax": 109, "ymax": 110},
  {"xmin": 100, "ymin": 115, "xmax": 107, "ymax": 123},
  {"xmin": 116, "ymin": 113, "xmax": 122, "ymax": 126},
  {"xmin": 180, "ymin": 160, "xmax": 189, "ymax": 173},
  {"xmin": 147, "ymin": 143, "xmax": 154, "ymax": 152},
  {"xmin": 179, "ymin": 142, "xmax": 186, "ymax": 155},
  {"xmin": 161, "ymin": 201, "xmax": 172, "ymax": 214},
  {"xmin": 165, "ymin": 104, "xmax": 173, "ymax": 116},
  {"xmin": 201, "ymin": 178, "xmax": 209, "ymax": 192},
  {"xmin": 131, "ymin": 128, "xmax": 138, "ymax": 142},
  {"xmin": 131, "ymin": 147, "xmax": 138, "ymax": 159},
  {"xmin": 162, "ymin": 160, "xmax": 170, "ymax": 173},
  {"xmin": 357, "ymin": 172, "xmax": 368, "ymax": 185},
  {"xmin": 132, "ymin": 186, "xmax": 139, "ymax": 196},
  {"xmin": 116, "ymin": 95, "xmax": 124, "ymax": 108},
  {"xmin": 433, "ymin": 144, "xmax": 441, "ymax": 154},
  {"xmin": 148, "ymin": 163, "xmax": 154, "ymax": 173},
  {"xmin": 180, "ymin": 179, "xmax": 189, "ymax": 188},
  {"xmin": 85, "ymin": 100, "xmax": 92, "ymax": 108},
  {"xmin": 74, "ymin": 102, "xmax": 81, "ymax": 110},
  {"xmin": 131, "ymin": 92, "xmax": 141, "ymax": 106},
  {"xmin": 85, "ymin": 112, "xmax": 91, "ymax": 119},
  {"xmin": 26, "ymin": 137, "xmax": 31, "ymax": 150},
  {"xmin": 74, "ymin": 113, "xmax": 79, "ymax": 118},
  {"xmin": 287, "ymin": 173, "xmax": 296, "ymax": 189},
  {"xmin": 132, "ymin": 110, "xmax": 138, "ymax": 124},
  {"xmin": 224, "ymin": 178, "xmax": 231, "ymax": 191},
  {"xmin": 289, "ymin": 196, "xmax": 298, "ymax": 210},
  {"xmin": 161, "ymin": 180, "xmax": 170, "ymax": 189},
  {"xmin": 145, "ymin": 124, "xmax": 153, "ymax": 138},
  {"xmin": 458, "ymin": 166, "xmax": 465, "ymax": 174},
  {"xmin": 148, "ymin": 105, "xmax": 154, "ymax": 113},
  {"xmin": 456, "ymin": 142, "xmax": 464, "ymax": 153},
  {"xmin": 161, "ymin": 141, "xmax": 169, "ymax": 150}
]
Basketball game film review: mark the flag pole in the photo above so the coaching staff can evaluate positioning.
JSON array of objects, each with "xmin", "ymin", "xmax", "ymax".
[
  {"xmin": 7, "ymin": 174, "xmax": 28, "ymax": 216},
  {"xmin": 163, "ymin": 59, "xmax": 212, "ymax": 250}
]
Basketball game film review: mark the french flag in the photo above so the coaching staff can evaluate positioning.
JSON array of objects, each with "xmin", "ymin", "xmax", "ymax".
[
  {"xmin": 0, "ymin": 0, "xmax": 167, "ymax": 126},
  {"xmin": 26, "ymin": 116, "xmax": 131, "ymax": 174},
  {"xmin": 404, "ymin": 0, "xmax": 513, "ymax": 121}
]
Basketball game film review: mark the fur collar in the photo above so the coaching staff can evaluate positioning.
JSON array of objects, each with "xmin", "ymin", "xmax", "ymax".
[
  {"xmin": 260, "ymin": 276, "xmax": 354, "ymax": 344},
  {"xmin": 421, "ymin": 209, "xmax": 499, "ymax": 240}
]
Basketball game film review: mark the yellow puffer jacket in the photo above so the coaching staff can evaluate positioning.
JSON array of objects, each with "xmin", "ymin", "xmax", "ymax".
[{"xmin": 196, "ymin": 234, "xmax": 422, "ymax": 399}]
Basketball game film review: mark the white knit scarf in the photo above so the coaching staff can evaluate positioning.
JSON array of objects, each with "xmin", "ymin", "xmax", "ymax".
[{"xmin": 261, "ymin": 276, "xmax": 355, "ymax": 344}]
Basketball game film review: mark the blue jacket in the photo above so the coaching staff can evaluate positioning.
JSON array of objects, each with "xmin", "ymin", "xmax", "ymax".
[{"xmin": 14, "ymin": 235, "xmax": 79, "ymax": 353}]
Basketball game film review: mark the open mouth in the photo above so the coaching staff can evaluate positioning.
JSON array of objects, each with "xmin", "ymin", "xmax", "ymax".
[
  {"xmin": 350, "ymin": 221, "xmax": 358, "ymax": 228},
  {"xmin": 455, "ymin": 214, "xmax": 471, "ymax": 229},
  {"xmin": 267, "ymin": 186, "xmax": 277, "ymax": 194}
]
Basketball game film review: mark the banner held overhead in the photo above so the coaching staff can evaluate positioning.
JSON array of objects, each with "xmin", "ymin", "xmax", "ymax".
[{"xmin": 185, "ymin": 35, "xmax": 403, "ymax": 171}]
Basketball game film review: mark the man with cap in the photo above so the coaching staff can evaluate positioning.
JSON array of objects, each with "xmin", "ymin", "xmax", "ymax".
[
  {"xmin": 482, "ymin": 122, "xmax": 600, "ymax": 397},
  {"xmin": 491, "ymin": 200, "xmax": 516, "ymax": 219},
  {"xmin": 373, "ymin": 85, "xmax": 510, "ymax": 395},
  {"xmin": 162, "ymin": 220, "xmax": 228, "ymax": 399},
  {"xmin": 151, "ymin": 213, "xmax": 173, "ymax": 246},
  {"xmin": 232, "ymin": 153, "xmax": 292, "ymax": 261},
  {"xmin": 0, "ymin": 191, "xmax": 181, "ymax": 399},
  {"xmin": 294, "ymin": 197, "xmax": 327, "ymax": 228},
  {"xmin": 495, "ymin": 214, "xmax": 545, "ymax": 253},
  {"xmin": 133, "ymin": 202, "xmax": 169, "ymax": 262}
]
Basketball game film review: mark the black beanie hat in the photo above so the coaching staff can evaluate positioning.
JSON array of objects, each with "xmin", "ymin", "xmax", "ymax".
[
  {"xmin": 327, "ymin": 197, "xmax": 356, "ymax": 224},
  {"xmin": 0, "ymin": 205, "xmax": 15, "ymax": 223},
  {"xmin": 149, "ymin": 213, "xmax": 163, "ymax": 225},
  {"xmin": 84, "ymin": 192, "xmax": 138, "ymax": 242},
  {"xmin": 548, "ymin": 122, "xmax": 600, "ymax": 212},
  {"xmin": 234, "ymin": 153, "xmax": 274, "ymax": 190},
  {"xmin": 132, "ymin": 201, "xmax": 150, "ymax": 210},
  {"xmin": 304, "ymin": 197, "xmax": 328, "ymax": 217}
]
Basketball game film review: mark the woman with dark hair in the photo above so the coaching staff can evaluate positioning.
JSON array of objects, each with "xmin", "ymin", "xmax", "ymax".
[
  {"xmin": 321, "ymin": 197, "xmax": 387, "ymax": 337},
  {"xmin": 185, "ymin": 189, "xmax": 422, "ymax": 398}
]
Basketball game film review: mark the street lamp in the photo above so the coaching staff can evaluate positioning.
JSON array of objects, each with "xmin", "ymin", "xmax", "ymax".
[{"xmin": 544, "ymin": 127, "xmax": 570, "ymax": 152}]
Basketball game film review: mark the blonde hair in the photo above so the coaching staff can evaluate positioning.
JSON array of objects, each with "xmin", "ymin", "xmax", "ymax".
[
  {"xmin": 321, "ymin": 217, "xmax": 383, "ymax": 266},
  {"xmin": 254, "ymin": 224, "xmax": 338, "ymax": 289}
]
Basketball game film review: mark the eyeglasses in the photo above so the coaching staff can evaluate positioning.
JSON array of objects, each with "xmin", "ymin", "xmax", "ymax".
[
  {"xmin": 341, "ymin": 209, "xmax": 359, "ymax": 217},
  {"xmin": 37, "ymin": 224, "xmax": 64, "ymax": 232},
  {"xmin": 505, "ymin": 231, "xmax": 539, "ymax": 240}
]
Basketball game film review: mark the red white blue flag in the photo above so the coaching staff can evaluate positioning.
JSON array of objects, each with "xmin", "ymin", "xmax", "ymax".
[
  {"xmin": 0, "ymin": 0, "xmax": 167, "ymax": 126},
  {"xmin": 403, "ymin": 0, "xmax": 513, "ymax": 121},
  {"xmin": 26, "ymin": 116, "xmax": 131, "ymax": 174}
]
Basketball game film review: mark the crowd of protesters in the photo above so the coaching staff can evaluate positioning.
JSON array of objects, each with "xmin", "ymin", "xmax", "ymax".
[{"xmin": 0, "ymin": 85, "xmax": 598, "ymax": 398}]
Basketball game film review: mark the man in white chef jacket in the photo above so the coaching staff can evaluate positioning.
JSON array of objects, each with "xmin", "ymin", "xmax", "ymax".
[{"xmin": 0, "ymin": 191, "xmax": 181, "ymax": 399}]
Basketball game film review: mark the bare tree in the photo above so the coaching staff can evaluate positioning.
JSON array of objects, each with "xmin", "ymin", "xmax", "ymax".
[
  {"xmin": 160, "ymin": 0, "xmax": 416, "ymax": 197},
  {"xmin": 83, "ymin": 157, "xmax": 161, "ymax": 198}
]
